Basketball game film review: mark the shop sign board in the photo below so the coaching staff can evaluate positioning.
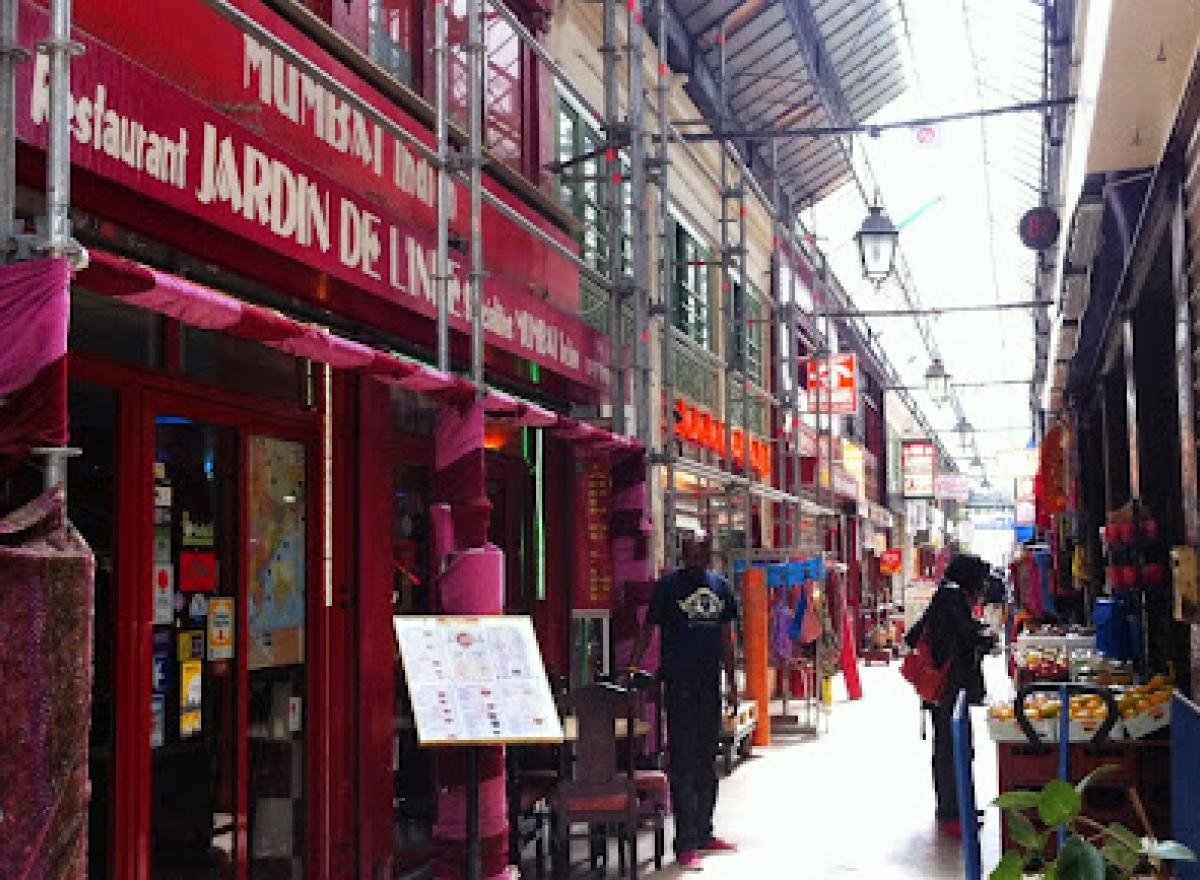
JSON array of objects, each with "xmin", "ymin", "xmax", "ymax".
[
  {"xmin": 673, "ymin": 399, "xmax": 771, "ymax": 479},
  {"xmin": 13, "ymin": 0, "xmax": 608, "ymax": 390},
  {"xmin": 573, "ymin": 453, "xmax": 613, "ymax": 611},
  {"xmin": 842, "ymin": 440, "xmax": 867, "ymax": 501},
  {"xmin": 804, "ymin": 354, "xmax": 858, "ymax": 416},
  {"xmin": 902, "ymin": 440, "xmax": 937, "ymax": 498},
  {"xmin": 937, "ymin": 473, "xmax": 970, "ymax": 503},
  {"xmin": 393, "ymin": 616, "xmax": 564, "ymax": 746}
]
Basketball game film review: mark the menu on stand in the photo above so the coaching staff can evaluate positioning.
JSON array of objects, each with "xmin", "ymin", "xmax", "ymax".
[{"xmin": 393, "ymin": 616, "xmax": 565, "ymax": 746}]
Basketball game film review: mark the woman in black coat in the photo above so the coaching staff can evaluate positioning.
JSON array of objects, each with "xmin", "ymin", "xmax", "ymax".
[{"xmin": 905, "ymin": 553, "xmax": 995, "ymax": 837}]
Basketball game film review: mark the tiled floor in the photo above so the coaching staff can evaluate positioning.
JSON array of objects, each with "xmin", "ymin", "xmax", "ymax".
[{"xmin": 539, "ymin": 658, "xmax": 1011, "ymax": 879}]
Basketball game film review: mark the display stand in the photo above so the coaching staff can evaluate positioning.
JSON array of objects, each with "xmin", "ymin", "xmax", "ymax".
[{"xmin": 394, "ymin": 616, "xmax": 564, "ymax": 880}]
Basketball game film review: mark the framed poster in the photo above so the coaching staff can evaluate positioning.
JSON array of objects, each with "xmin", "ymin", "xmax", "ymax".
[{"xmin": 393, "ymin": 616, "xmax": 564, "ymax": 746}]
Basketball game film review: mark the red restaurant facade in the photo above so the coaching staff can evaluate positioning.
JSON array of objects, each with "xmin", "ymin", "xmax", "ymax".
[{"xmin": 10, "ymin": 0, "xmax": 648, "ymax": 877}]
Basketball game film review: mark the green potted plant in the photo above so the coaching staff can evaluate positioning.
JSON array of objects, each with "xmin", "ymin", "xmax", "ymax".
[{"xmin": 991, "ymin": 767, "xmax": 1195, "ymax": 880}]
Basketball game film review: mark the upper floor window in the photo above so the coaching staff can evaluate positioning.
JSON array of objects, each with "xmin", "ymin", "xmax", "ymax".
[
  {"xmin": 557, "ymin": 100, "xmax": 631, "ymax": 275},
  {"xmin": 369, "ymin": 0, "xmax": 418, "ymax": 87},
  {"xmin": 674, "ymin": 224, "xmax": 711, "ymax": 349},
  {"xmin": 444, "ymin": 1, "xmax": 524, "ymax": 168},
  {"xmin": 728, "ymin": 281, "xmax": 764, "ymax": 382}
]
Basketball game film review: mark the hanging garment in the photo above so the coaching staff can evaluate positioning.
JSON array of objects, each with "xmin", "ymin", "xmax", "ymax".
[
  {"xmin": 769, "ymin": 593, "xmax": 796, "ymax": 664},
  {"xmin": 795, "ymin": 582, "xmax": 824, "ymax": 645}
]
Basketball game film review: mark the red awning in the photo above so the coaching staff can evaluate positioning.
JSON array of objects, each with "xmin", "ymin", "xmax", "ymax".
[{"xmin": 76, "ymin": 251, "xmax": 638, "ymax": 449}]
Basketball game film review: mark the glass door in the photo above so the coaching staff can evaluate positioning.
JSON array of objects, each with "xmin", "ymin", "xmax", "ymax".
[
  {"xmin": 148, "ymin": 416, "xmax": 310, "ymax": 880},
  {"xmin": 150, "ymin": 416, "xmax": 240, "ymax": 879}
]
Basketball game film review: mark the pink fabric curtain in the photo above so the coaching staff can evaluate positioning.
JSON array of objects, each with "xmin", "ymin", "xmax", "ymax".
[{"xmin": 0, "ymin": 258, "xmax": 71, "ymax": 475}]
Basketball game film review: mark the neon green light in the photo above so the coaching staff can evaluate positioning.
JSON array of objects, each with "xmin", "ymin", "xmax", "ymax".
[{"xmin": 535, "ymin": 429, "xmax": 546, "ymax": 601}]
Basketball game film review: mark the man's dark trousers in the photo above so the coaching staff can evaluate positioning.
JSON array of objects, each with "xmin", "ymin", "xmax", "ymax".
[{"xmin": 664, "ymin": 677, "xmax": 722, "ymax": 855}]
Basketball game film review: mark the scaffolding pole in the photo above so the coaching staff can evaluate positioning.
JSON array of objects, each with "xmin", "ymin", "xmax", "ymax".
[
  {"xmin": 466, "ymin": 0, "xmax": 485, "ymax": 387},
  {"xmin": 627, "ymin": 0, "xmax": 650, "ymax": 449},
  {"xmin": 433, "ymin": 0, "xmax": 450, "ymax": 372},
  {"xmin": 602, "ymin": 0, "xmax": 625, "ymax": 436},
  {"xmin": 0, "ymin": 0, "xmax": 22, "ymax": 253},
  {"xmin": 657, "ymin": 0, "xmax": 677, "ymax": 570}
]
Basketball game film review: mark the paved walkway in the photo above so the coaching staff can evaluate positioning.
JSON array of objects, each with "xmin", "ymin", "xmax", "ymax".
[{"xmin": 632, "ymin": 658, "xmax": 1007, "ymax": 879}]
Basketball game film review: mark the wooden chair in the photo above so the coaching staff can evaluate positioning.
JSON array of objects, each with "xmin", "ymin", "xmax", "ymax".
[
  {"xmin": 507, "ymin": 746, "xmax": 558, "ymax": 879},
  {"xmin": 552, "ymin": 683, "xmax": 642, "ymax": 878},
  {"xmin": 628, "ymin": 672, "xmax": 667, "ymax": 872}
]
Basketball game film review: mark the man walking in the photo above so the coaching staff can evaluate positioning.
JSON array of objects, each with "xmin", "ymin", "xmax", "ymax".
[{"xmin": 630, "ymin": 534, "xmax": 739, "ymax": 871}]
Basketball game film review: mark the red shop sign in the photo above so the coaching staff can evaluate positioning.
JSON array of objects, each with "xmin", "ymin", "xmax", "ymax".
[
  {"xmin": 573, "ymin": 453, "xmax": 613, "ymax": 611},
  {"xmin": 805, "ymin": 354, "xmax": 858, "ymax": 416},
  {"xmin": 14, "ymin": 0, "xmax": 608, "ymax": 389},
  {"xmin": 879, "ymin": 548, "xmax": 903, "ymax": 576},
  {"xmin": 673, "ymin": 399, "xmax": 770, "ymax": 479}
]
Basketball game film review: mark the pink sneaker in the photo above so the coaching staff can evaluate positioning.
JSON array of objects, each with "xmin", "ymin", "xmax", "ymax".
[
  {"xmin": 677, "ymin": 851, "xmax": 704, "ymax": 871},
  {"xmin": 700, "ymin": 837, "xmax": 738, "ymax": 855}
]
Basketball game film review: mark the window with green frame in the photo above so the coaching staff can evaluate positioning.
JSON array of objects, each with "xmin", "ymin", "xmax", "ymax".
[
  {"xmin": 727, "ymin": 281, "xmax": 764, "ymax": 380},
  {"xmin": 673, "ymin": 223, "xmax": 711, "ymax": 348},
  {"xmin": 557, "ymin": 100, "xmax": 630, "ymax": 276}
]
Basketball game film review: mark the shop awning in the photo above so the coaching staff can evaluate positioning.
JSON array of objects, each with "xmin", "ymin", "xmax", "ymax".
[
  {"xmin": 669, "ymin": 456, "xmax": 833, "ymax": 516},
  {"xmin": 75, "ymin": 251, "xmax": 638, "ymax": 446}
]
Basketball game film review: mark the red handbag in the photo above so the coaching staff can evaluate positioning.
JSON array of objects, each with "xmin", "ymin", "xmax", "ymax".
[{"xmin": 900, "ymin": 635, "xmax": 949, "ymax": 704}]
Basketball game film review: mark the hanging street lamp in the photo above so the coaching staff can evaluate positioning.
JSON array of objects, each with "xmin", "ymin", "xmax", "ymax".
[
  {"xmin": 954, "ymin": 415, "xmax": 974, "ymax": 449},
  {"xmin": 969, "ymin": 455, "xmax": 985, "ymax": 479},
  {"xmin": 925, "ymin": 358, "xmax": 951, "ymax": 404},
  {"xmin": 855, "ymin": 203, "xmax": 900, "ymax": 284}
]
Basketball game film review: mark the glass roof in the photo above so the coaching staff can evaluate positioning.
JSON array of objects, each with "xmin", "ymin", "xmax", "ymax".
[{"xmin": 809, "ymin": 0, "xmax": 1046, "ymax": 489}]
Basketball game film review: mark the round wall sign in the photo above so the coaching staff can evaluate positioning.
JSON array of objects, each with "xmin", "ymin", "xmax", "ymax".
[{"xmin": 1019, "ymin": 207, "xmax": 1061, "ymax": 251}]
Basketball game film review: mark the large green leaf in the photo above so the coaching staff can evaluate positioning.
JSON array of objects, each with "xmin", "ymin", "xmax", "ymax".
[
  {"xmin": 1100, "ymin": 840, "xmax": 1140, "ymax": 874},
  {"xmin": 994, "ymin": 790, "xmax": 1042, "ymax": 811},
  {"xmin": 1056, "ymin": 835, "xmax": 1107, "ymax": 880},
  {"xmin": 1038, "ymin": 780, "xmax": 1083, "ymax": 827},
  {"xmin": 1105, "ymin": 823, "xmax": 1141, "ymax": 853},
  {"xmin": 1009, "ymin": 811, "xmax": 1041, "ymax": 849},
  {"xmin": 990, "ymin": 852, "xmax": 1023, "ymax": 880},
  {"xmin": 1075, "ymin": 765, "xmax": 1117, "ymax": 795},
  {"xmin": 1142, "ymin": 839, "xmax": 1197, "ymax": 862}
]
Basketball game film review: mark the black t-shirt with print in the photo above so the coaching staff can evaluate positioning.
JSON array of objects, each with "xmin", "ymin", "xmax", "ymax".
[{"xmin": 647, "ymin": 567, "xmax": 739, "ymax": 683}]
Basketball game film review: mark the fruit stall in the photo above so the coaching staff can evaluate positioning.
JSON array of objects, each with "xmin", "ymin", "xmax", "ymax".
[{"xmin": 987, "ymin": 678, "xmax": 1175, "ymax": 844}]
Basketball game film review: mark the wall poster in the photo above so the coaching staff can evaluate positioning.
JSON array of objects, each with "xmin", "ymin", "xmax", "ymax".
[
  {"xmin": 393, "ymin": 616, "xmax": 564, "ymax": 746},
  {"xmin": 246, "ymin": 437, "xmax": 306, "ymax": 670}
]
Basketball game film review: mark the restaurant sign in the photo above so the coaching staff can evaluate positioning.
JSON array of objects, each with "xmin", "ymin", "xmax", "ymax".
[
  {"xmin": 673, "ymin": 399, "xmax": 770, "ymax": 479},
  {"xmin": 14, "ymin": 0, "xmax": 608, "ymax": 389}
]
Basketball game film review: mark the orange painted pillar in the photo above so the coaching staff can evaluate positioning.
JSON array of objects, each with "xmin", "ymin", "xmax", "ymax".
[{"xmin": 741, "ymin": 566, "xmax": 771, "ymax": 747}]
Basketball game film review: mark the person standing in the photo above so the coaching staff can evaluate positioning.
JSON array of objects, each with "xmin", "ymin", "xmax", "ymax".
[
  {"xmin": 904, "ymin": 553, "xmax": 995, "ymax": 838},
  {"xmin": 630, "ymin": 534, "xmax": 739, "ymax": 871}
]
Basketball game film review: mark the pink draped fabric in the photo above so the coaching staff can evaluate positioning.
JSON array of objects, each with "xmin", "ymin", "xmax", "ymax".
[
  {"xmin": 0, "ymin": 258, "xmax": 70, "ymax": 474},
  {"xmin": 430, "ymin": 399, "xmax": 509, "ymax": 880},
  {"xmin": 0, "ymin": 489, "xmax": 95, "ymax": 880}
]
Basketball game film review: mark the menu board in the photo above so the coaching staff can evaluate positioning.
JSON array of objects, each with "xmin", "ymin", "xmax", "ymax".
[{"xmin": 394, "ymin": 616, "xmax": 565, "ymax": 746}]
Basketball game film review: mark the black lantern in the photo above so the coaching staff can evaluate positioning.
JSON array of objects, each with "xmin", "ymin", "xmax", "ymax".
[
  {"xmin": 924, "ymin": 358, "xmax": 951, "ymax": 404},
  {"xmin": 855, "ymin": 203, "xmax": 899, "ymax": 284},
  {"xmin": 954, "ymin": 415, "xmax": 973, "ymax": 449}
]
